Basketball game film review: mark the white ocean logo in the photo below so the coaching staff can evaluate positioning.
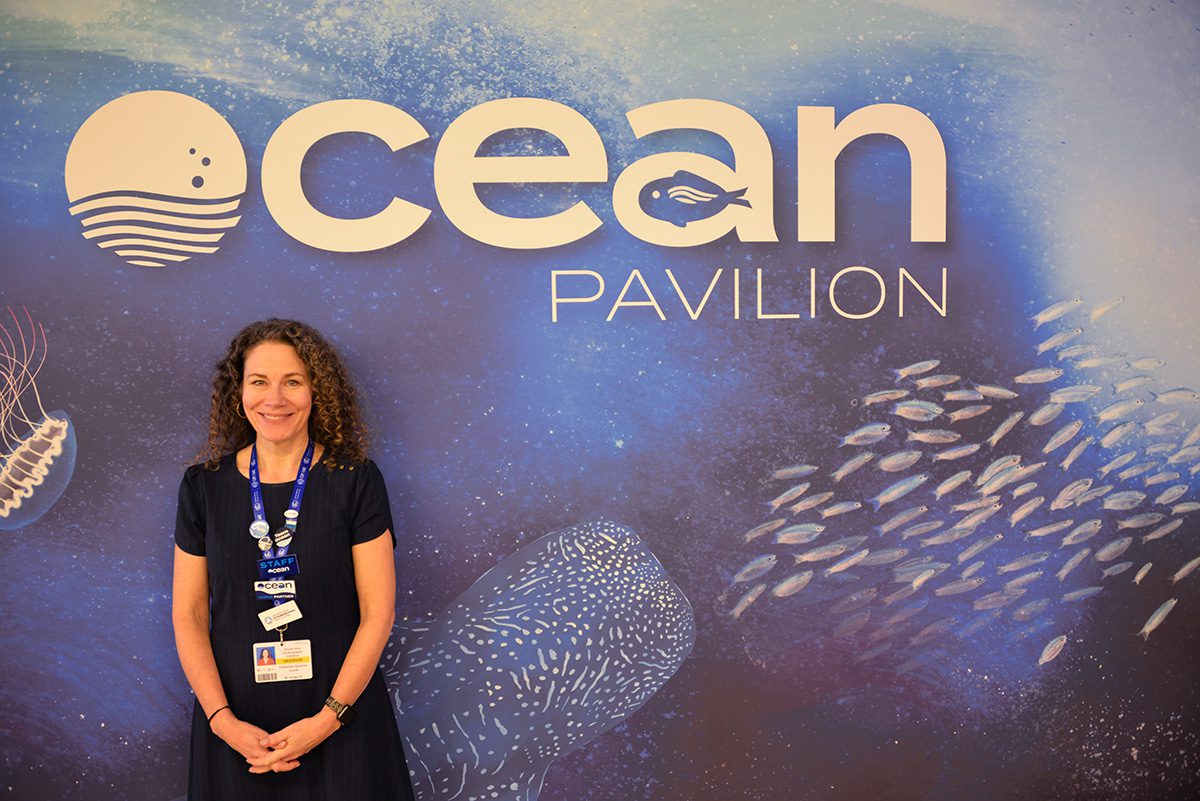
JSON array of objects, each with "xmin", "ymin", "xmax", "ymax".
[{"xmin": 64, "ymin": 91, "xmax": 246, "ymax": 268}]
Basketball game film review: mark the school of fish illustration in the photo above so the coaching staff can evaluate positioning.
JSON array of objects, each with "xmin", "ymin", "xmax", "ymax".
[{"xmin": 725, "ymin": 294, "xmax": 1197, "ymax": 676}]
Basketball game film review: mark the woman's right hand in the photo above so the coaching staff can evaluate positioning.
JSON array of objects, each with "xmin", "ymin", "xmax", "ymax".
[{"xmin": 210, "ymin": 710, "xmax": 273, "ymax": 766}]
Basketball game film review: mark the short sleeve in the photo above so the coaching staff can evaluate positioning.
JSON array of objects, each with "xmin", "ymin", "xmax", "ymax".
[
  {"xmin": 349, "ymin": 460, "xmax": 396, "ymax": 547},
  {"xmin": 174, "ymin": 466, "xmax": 207, "ymax": 556}
]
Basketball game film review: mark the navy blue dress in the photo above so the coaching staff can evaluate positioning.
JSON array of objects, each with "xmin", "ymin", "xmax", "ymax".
[{"xmin": 175, "ymin": 453, "xmax": 414, "ymax": 801}]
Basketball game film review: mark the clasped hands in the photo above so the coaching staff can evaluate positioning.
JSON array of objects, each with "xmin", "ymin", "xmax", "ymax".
[{"xmin": 212, "ymin": 707, "xmax": 340, "ymax": 773}]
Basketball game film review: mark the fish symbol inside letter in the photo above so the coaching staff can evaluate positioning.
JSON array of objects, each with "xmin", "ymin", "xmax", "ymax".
[{"xmin": 638, "ymin": 170, "xmax": 751, "ymax": 227}]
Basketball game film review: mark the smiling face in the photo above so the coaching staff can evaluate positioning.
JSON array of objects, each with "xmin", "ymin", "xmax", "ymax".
[{"xmin": 241, "ymin": 340, "xmax": 313, "ymax": 450}]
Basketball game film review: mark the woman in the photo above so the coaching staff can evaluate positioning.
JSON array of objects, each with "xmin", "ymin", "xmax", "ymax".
[{"xmin": 172, "ymin": 319, "xmax": 414, "ymax": 800}]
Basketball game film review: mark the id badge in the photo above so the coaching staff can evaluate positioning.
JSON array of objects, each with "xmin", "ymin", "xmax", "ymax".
[{"xmin": 252, "ymin": 639, "xmax": 313, "ymax": 683}]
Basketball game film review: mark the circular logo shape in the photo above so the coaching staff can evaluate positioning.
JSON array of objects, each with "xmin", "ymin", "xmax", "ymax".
[{"xmin": 64, "ymin": 91, "xmax": 247, "ymax": 268}]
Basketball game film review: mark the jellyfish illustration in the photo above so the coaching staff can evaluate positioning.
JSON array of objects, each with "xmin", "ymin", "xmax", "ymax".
[{"xmin": 0, "ymin": 308, "xmax": 76, "ymax": 530}]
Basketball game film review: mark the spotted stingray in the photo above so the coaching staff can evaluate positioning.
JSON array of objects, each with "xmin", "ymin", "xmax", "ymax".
[{"xmin": 382, "ymin": 520, "xmax": 695, "ymax": 801}]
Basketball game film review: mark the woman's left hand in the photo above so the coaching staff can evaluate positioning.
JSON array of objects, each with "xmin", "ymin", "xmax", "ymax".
[{"xmin": 247, "ymin": 707, "xmax": 341, "ymax": 773}]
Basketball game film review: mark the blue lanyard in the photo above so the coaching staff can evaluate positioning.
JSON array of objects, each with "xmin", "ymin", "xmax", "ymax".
[{"xmin": 249, "ymin": 440, "xmax": 314, "ymax": 560}]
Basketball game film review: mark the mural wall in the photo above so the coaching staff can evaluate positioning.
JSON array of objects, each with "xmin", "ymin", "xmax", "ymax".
[{"xmin": 1, "ymin": 1, "xmax": 1198, "ymax": 799}]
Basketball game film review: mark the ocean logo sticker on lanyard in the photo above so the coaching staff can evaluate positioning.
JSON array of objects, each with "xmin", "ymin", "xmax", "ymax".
[{"xmin": 249, "ymin": 440, "xmax": 313, "ymax": 602}]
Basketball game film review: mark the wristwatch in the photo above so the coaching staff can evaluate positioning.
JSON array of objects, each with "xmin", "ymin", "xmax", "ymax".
[{"xmin": 324, "ymin": 695, "xmax": 355, "ymax": 727}]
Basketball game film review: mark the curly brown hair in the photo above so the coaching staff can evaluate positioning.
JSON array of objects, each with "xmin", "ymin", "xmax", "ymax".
[{"xmin": 199, "ymin": 319, "xmax": 369, "ymax": 468}]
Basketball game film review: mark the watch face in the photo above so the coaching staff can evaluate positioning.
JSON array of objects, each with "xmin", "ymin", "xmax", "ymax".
[{"xmin": 338, "ymin": 705, "xmax": 355, "ymax": 725}]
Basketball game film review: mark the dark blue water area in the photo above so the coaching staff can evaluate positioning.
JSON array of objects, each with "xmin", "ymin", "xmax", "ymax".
[{"xmin": 1, "ymin": 31, "xmax": 1197, "ymax": 801}]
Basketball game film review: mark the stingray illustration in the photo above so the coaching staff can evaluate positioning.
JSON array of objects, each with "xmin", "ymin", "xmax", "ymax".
[{"xmin": 381, "ymin": 520, "xmax": 695, "ymax": 801}]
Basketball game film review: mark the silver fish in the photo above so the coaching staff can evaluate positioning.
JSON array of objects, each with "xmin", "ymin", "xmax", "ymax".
[
  {"xmin": 1133, "ymin": 563, "xmax": 1153, "ymax": 584},
  {"xmin": 1141, "ymin": 519, "xmax": 1183, "ymax": 543},
  {"xmin": 921, "ymin": 528, "xmax": 975, "ymax": 548},
  {"xmin": 1185, "ymin": 422, "xmax": 1200, "ymax": 448},
  {"xmin": 894, "ymin": 360, "xmax": 941, "ymax": 381},
  {"xmin": 1102, "ymin": 490, "xmax": 1146, "ymax": 511},
  {"xmin": 942, "ymin": 389, "xmax": 985, "ymax": 402},
  {"xmin": 731, "ymin": 583, "xmax": 768, "ymax": 619},
  {"xmin": 954, "ymin": 494, "xmax": 1001, "ymax": 512},
  {"xmin": 892, "ymin": 400, "xmax": 943, "ymax": 422},
  {"xmin": 1100, "ymin": 421, "xmax": 1138, "ymax": 449},
  {"xmin": 1027, "ymin": 519, "xmax": 1074, "ymax": 539},
  {"xmin": 771, "ymin": 463, "xmax": 819, "ymax": 480},
  {"xmin": 909, "ymin": 569, "xmax": 940, "ymax": 590},
  {"xmin": 1137, "ymin": 598, "xmax": 1177, "ymax": 640},
  {"xmin": 909, "ymin": 617, "xmax": 958, "ymax": 646},
  {"xmin": 1154, "ymin": 481, "xmax": 1187, "ymax": 503},
  {"xmin": 770, "ymin": 570, "xmax": 815, "ymax": 598},
  {"xmin": 1061, "ymin": 586, "xmax": 1103, "ymax": 602},
  {"xmin": 821, "ymin": 500, "xmax": 862, "ymax": 519},
  {"xmin": 1101, "ymin": 561, "xmax": 1134, "ymax": 578},
  {"xmin": 854, "ymin": 642, "xmax": 893, "ymax": 663},
  {"xmin": 743, "ymin": 518, "xmax": 787, "ymax": 542},
  {"xmin": 988, "ymin": 412, "xmax": 1025, "ymax": 447},
  {"xmin": 830, "ymin": 586, "xmax": 880, "ymax": 613},
  {"xmin": 951, "ymin": 502, "xmax": 1004, "ymax": 532},
  {"xmin": 870, "ymin": 473, "xmax": 930, "ymax": 511},
  {"xmin": 1010, "ymin": 496, "xmax": 1046, "ymax": 525},
  {"xmin": 877, "ymin": 505, "xmax": 929, "ymax": 534},
  {"xmin": 1130, "ymin": 357, "xmax": 1165, "ymax": 371},
  {"xmin": 1061, "ymin": 519, "xmax": 1103, "ymax": 547},
  {"xmin": 1012, "ymin": 481, "xmax": 1039, "ymax": 498},
  {"xmin": 1089, "ymin": 295, "xmax": 1124, "ymax": 321},
  {"xmin": 975, "ymin": 383, "xmax": 1019, "ymax": 400},
  {"xmin": 795, "ymin": 543, "xmax": 855, "ymax": 563},
  {"xmin": 1118, "ymin": 462, "xmax": 1159, "ymax": 482},
  {"xmin": 934, "ymin": 470, "xmax": 973, "ymax": 498},
  {"xmin": 933, "ymin": 443, "xmax": 982, "ymax": 461},
  {"xmin": 913, "ymin": 373, "xmax": 961, "ymax": 389},
  {"xmin": 1029, "ymin": 402, "xmax": 1066, "ymax": 426},
  {"xmin": 998, "ymin": 552, "xmax": 1050, "ymax": 573},
  {"xmin": 1032, "ymin": 297, "xmax": 1084, "ymax": 328},
  {"xmin": 1052, "ymin": 478, "xmax": 1094, "ymax": 510},
  {"xmin": 947, "ymin": 404, "xmax": 992, "ymax": 422},
  {"xmin": 839, "ymin": 423, "xmax": 892, "ymax": 448},
  {"xmin": 959, "ymin": 609, "xmax": 1002, "ymax": 637},
  {"xmin": 900, "ymin": 520, "xmax": 945, "ymax": 539},
  {"xmin": 934, "ymin": 576, "xmax": 986, "ymax": 596},
  {"xmin": 1057, "ymin": 548, "xmax": 1092, "ymax": 581},
  {"xmin": 1116, "ymin": 513, "xmax": 1165, "ymax": 530},
  {"xmin": 878, "ymin": 450, "xmax": 923, "ymax": 472},
  {"xmin": 974, "ymin": 590, "xmax": 1025, "ymax": 610},
  {"xmin": 1171, "ymin": 556, "xmax": 1200, "ymax": 584},
  {"xmin": 863, "ymin": 389, "xmax": 910, "ymax": 406},
  {"xmin": 957, "ymin": 533, "xmax": 1004, "ymax": 563},
  {"xmin": 1048, "ymin": 384, "xmax": 1103, "ymax": 404},
  {"xmin": 734, "ymin": 554, "xmax": 778, "ymax": 583},
  {"xmin": 1113, "ymin": 375, "xmax": 1153, "ymax": 395},
  {"xmin": 775, "ymin": 523, "xmax": 826, "ymax": 545},
  {"xmin": 1015, "ymin": 367, "xmax": 1065, "ymax": 384},
  {"xmin": 882, "ymin": 584, "xmax": 919, "ymax": 606},
  {"xmin": 1060, "ymin": 436, "xmax": 1094, "ymax": 471},
  {"xmin": 832, "ymin": 609, "xmax": 872, "ymax": 638},
  {"xmin": 788, "ymin": 491, "xmax": 834, "ymax": 513},
  {"xmin": 979, "ymin": 455, "xmax": 1022, "ymax": 486},
  {"xmin": 1038, "ymin": 634, "xmax": 1068, "ymax": 665},
  {"xmin": 1006, "ymin": 461, "xmax": 1048, "ymax": 487},
  {"xmin": 1097, "ymin": 450, "xmax": 1139, "ymax": 477},
  {"xmin": 1095, "ymin": 398, "xmax": 1144, "ymax": 423},
  {"xmin": 906, "ymin": 428, "xmax": 960, "ymax": 444},
  {"xmin": 1094, "ymin": 536, "xmax": 1133, "ymax": 562},
  {"xmin": 1152, "ymin": 386, "xmax": 1200, "ymax": 402},
  {"xmin": 979, "ymin": 464, "xmax": 1026, "ymax": 496},
  {"xmin": 1057, "ymin": 343, "xmax": 1098, "ymax": 361},
  {"xmin": 1173, "ymin": 502, "xmax": 1200, "ymax": 514},
  {"xmin": 881, "ymin": 599, "xmax": 929, "ymax": 628},
  {"xmin": 831, "ymin": 452, "xmax": 875, "ymax": 482},
  {"xmin": 1043, "ymin": 419, "xmax": 1084, "ymax": 454},
  {"xmin": 768, "ymin": 482, "xmax": 811, "ymax": 510},
  {"xmin": 1073, "ymin": 354, "xmax": 1127, "ymax": 369},
  {"xmin": 858, "ymin": 547, "xmax": 910, "ymax": 567},
  {"xmin": 1036, "ymin": 327, "xmax": 1083, "ymax": 355},
  {"xmin": 840, "ymin": 422, "xmax": 897, "ymax": 448},
  {"xmin": 1166, "ymin": 446, "xmax": 1200, "ymax": 465},
  {"xmin": 1143, "ymin": 471, "xmax": 1181, "ymax": 487},
  {"xmin": 1144, "ymin": 411, "xmax": 1181, "ymax": 435},
  {"xmin": 960, "ymin": 560, "xmax": 986, "ymax": 579},
  {"xmin": 1075, "ymin": 485, "xmax": 1114, "ymax": 506},
  {"xmin": 1012, "ymin": 598, "xmax": 1050, "ymax": 622},
  {"xmin": 825, "ymin": 549, "xmax": 871, "ymax": 575}
]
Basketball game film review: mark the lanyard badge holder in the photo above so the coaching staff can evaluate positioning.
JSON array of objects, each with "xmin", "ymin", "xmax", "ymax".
[{"xmin": 249, "ymin": 441, "xmax": 315, "ymax": 683}]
